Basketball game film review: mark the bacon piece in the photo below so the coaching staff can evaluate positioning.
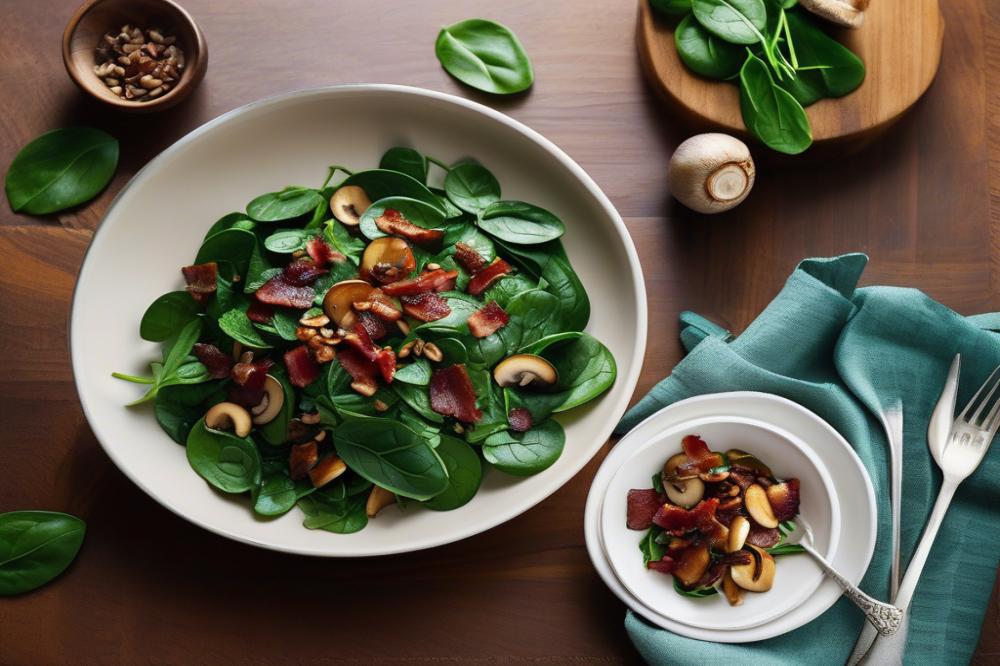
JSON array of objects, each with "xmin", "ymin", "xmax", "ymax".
[
  {"xmin": 343, "ymin": 322, "xmax": 394, "ymax": 382},
  {"xmin": 766, "ymin": 479, "xmax": 800, "ymax": 521},
  {"xmin": 429, "ymin": 364, "xmax": 482, "ymax": 423},
  {"xmin": 400, "ymin": 292, "xmax": 451, "ymax": 322},
  {"xmin": 467, "ymin": 301, "xmax": 509, "ymax": 338},
  {"xmin": 192, "ymin": 343, "xmax": 232, "ymax": 379},
  {"xmin": 245, "ymin": 298, "xmax": 274, "ymax": 324},
  {"xmin": 381, "ymin": 269, "xmax": 458, "ymax": 296},
  {"xmin": 228, "ymin": 358, "xmax": 273, "ymax": 407},
  {"xmin": 284, "ymin": 345, "xmax": 320, "ymax": 388},
  {"xmin": 337, "ymin": 346, "xmax": 379, "ymax": 387},
  {"xmin": 255, "ymin": 276, "xmax": 315, "ymax": 308},
  {"xmin": 375, "ymin": 208, "xmax": 444, "ymax": 245},
  {"xmin": 367, "ymin": 290, "xmax": 403, "ymax": 322},
  {"xmin": 466, "ymin": 258, "xmax": 511, "ymax": 296},
  {"xmin": 306, "ymin": 236, "xmax": 345, "ymax": 267},
  {"xmin": 375, "ymin": 348, "xmax": 396, "ymax": 384},
  {"xmin": 289, "ymin": 440, "xmax": 319, "ymax": 480},
  {"xmin": 181, "ymin": 262, "xmax": 218, "ymax": 304},
  {"xmin": 345, "ymin": 322, "xmax": 380, "ymax": 362},
  {"xmin": 454, "ymin": 242, "xmax": 487, "ymax": 273},
  {"xmin": 647, "ymin": 556, "xmax": 677, "ymax": 574},
  {"xmin": 652, "ymin": 498, "xmax": 720, "ymax": 536},
  {"xmin": 627, "ymin": 488, "xmax": 665, "ymax": 530},
  {"xmin": 508, "ymin": 407, "xmax": 532, "ymax": 433},
  {"xmin": 674, "ymin": 435, "xmax": 725, "ymax": 477},
  {"xmin": 282, "ymin": 259, "xmax": 327, "ymax": 287},
  {"xmin": 356, "ymin": 311, "xmax": 387, "ymax": 341},
  {"xmin": 746, "ymin": 525, "xmax": 781, "ymax": 549}
]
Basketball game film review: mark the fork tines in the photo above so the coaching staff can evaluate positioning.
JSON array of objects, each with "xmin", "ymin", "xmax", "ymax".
[{"xmin": 959, "ymin": 364, "xmax": 1000, "ymax": 432}]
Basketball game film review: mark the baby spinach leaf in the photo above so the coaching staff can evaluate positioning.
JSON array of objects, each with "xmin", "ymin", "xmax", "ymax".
[
  {"xmin": 639, "ymin": 526, "xmax": 667, "ymax": 566},
  {"xmin": 650, "ymin": 0, "xmax": 693, "ymax": 16},
  {"xmin": 393, "ymin": 381, "xmax": 444, "ymax": 424},
  {"xmin": 398, "ymin": 406, "xmax": 442, "ymax": 448},
  {"xmin": 298, "ymin": 492, "xmax": 368, "ymax": 533},
  {"xmin": 333, "ymin": 419, "xmax": 449, "ymax": 500},
  {"xmin": 783, "ymin": 10, "xmax": 864, "ymax": 99},
  {"xmin": 324, "ymin": 219, "xmax": 365, "ymax": 264},
  {"xmin": 767, "ymin": 543, "xmax": 806, "ymax": 556},
  {"xmin": 155, "ymin": 381, "xmax": 225, "ymax": 444},
  {"xmin": 435, "ymin": 19, "xmax": 534, "ymax": 95},
  {"xmin": 494, "ymin": 240, "xmax": 589, "ymax": 330},
  {"xmin": 264, "ymin": 228, "xmax": 312, "ymax": 253},
  {"xmin": 203, "ymin": 212, "xmax": 253, "ymax": 240},
  {"xmin": 114, "ymin": 319, "xmax": 208, "ymax": 405},
  {"xmin": 739, "ymin": 53, "xmax": 812, "ymax": 154},
  {"xmin": 483, "ymin": 419, "xmax": 565, "ymax": 476},
  {"xmin": 194, "ymin": 227, "xmax": 257, "ymax": 280},
  {"xmin": 359, "ymin": 196, "xmax": 446, "ymax": 241},
  {"xmin": 432, "ymin": 337, "xmax": 469, "ymax": 365},
  {"xmin": 463, "ymin": 289, "xmax": 561, "ymax": 367},
  {"xmin": 692, "ymin": 0, "xmax": 768, "ymax": 45},
  {"xmin": 258, "ymin": 371, "xmax": 295, "ymax": 445},
  {"xmin": 379, "ymin": 147, "xmax": 428, "ymax": 183},
  {"xmin": 422, "ymin": 436, "xmax": 482, "ymax": 511},
  {"xmin": 218, "ymin": 308, "xmax": 273, "ymax": 349},
  {"xmin": 675, "ymin": 13, "xmax": 745, "ymax": 80},
  {"xmin": 674, "ymin": 577, "xmax": 719, "ymax": 597},
  {"xmin": 186, "ymin": 419, "xmax": 262, "ymax": 494},
  {"xmin": 467, "ymin": 368, "xmax": 508, "ymax": 444},
  {"xmin": 444, "ymin": 163, "xmax": 501, "ymax": 214},
  {"xmin": 243, "ymin": 241, "xmax": 276, "ymax": 293},
  {"xmin": 482, "ymin": 273, "xmax": 536, "ymax": 308},
  {"xmin": 441, "ymin": 221, "xmax": 496, "ymax": 262},
  {"xmin": 246, "ymin": 186, "xmax": 323, "ymax": 222},
  {"xmin": 0, "ymin": 511, "xmax": 86, "ymax": 596},
  {"xmin": 394, "ymin": 358, "xmax": 432, "ymax": 385},
  {"xmin": 139, "ymin": 291, "xmax": 199, "ymax": 342},
  {"xmin": 478, "ymin": 201, "xmax": 565, "ymax": 245},
  {"xmin": 343, "ymin": 169, "xmax": 445, "ymax": 213},
  {"xmin": 254, "ymin": 465, "xmax": 315, "ymax": 517},
  {"xmin": 5, "ymin": 127, "xmax": 118, "ymax": 215}
]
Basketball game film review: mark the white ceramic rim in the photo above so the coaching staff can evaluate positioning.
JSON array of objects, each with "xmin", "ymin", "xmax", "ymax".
[
  {"xmin": 584, "ymin": 391, "xmax": 878, "ymax": 642},
  {"xmin": 69, "ymin": 84, "xmax": 648, "ymax": 557}
]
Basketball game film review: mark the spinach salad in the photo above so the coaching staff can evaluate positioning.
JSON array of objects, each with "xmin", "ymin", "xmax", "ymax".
[{"xmin": 114, "ymin": 147, "xmax": 616, "ymax": 534}]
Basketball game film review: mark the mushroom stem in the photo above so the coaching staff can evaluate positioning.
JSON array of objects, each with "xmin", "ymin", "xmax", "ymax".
[
  {"xmin": 707, "ymin": 163, "xmax": 751, "ymax": 202},
  {"xmin": 668, "ymin": 133, "xmax": 756, "ymax": 214}
]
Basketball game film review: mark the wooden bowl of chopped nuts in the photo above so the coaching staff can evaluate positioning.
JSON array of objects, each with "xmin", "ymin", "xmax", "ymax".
[{"xmin": 62, "ymin": 0, "xmax": 207, "ymax": 112}]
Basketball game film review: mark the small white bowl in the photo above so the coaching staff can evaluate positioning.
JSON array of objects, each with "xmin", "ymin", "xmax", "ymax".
[{"xmin": 600, "ymin": 415, "xmax": 840, "ymax": 631}]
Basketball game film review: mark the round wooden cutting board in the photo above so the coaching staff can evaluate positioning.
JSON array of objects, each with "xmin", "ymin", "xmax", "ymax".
[{"xmin": 637, "ymin": 0, "xmax": 944, "ymax": 152}]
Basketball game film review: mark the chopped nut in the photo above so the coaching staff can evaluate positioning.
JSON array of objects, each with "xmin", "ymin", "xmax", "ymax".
[
  {"xmin": 307, "ymin": 335, "xmax": 326, "ymax": 352},
  {"xmin": 423, "ymin": 343, "xmax": 443, "ymax": 363},
  {"xmin": 122, "ymin": 43, "xmax": 142, "ymax": 53},
  {"xmin": 397, "ymin": 320, "xmax": 410, "ymax": 335},
  {"xmin": 104, "ymin": 77, "xmax": 120, "ymax": 86},
  {"xmin": 453, "ymin": 423, "xmax": 465, "ymax": 434},
  {"xmin": 296, "ymin": 326, "xmax": 317, "ymax": 342},
  {"xmin": 314, "ymin": 430, "xmax": 327, "ymax": 442},
  {"xmin": 300, "ymin": 412, "xmax": 321, "ymax": 425},
  {"xmin": 374, "ymin": 399, "xmax": 389, "ymax": 412},
  {"xmin": 292, "ymin": 249, "xmax": 306, "ymax": 259},
  {"xmin": 314, "ymin": 345, "xmax": 336, "ymax": 363},
  {"xmin": 149, "ymin": 29, "xmax": 165, "ymax": 43},
  {"xmin": 319, "ymin": 327, "xmax": 335, "ymax": 338},
  {"xmin": 139, "ymin": 75, "xmax": 163, "ymax": 90},
  {"xmin": 413, "ymin": 339, "xmax": 426, "ymax": 357},
  {"xmin": 300, "ymin": 313, "xmax": 330, "ymax": 328},
  {"xmin": 239, "ymin": 350, "xmax": 254, "ymax": 364},
  {"xmin": 398, "ymin": 340, "xmax": 415, "ymax": 358},
  {"xmin": 109, "ymin": 86, "xmax": 123, "ymax": 95},
  {"xmin": 95, "ymin": 25, "xmax": 185, "ymax": 102},
  {"xmin": 351, "ymin": 380, "xmax": 377, "ymax": 397},
  {"xmin": 426, "ymin": 263, "xmax": 441, "ymax": 271}
]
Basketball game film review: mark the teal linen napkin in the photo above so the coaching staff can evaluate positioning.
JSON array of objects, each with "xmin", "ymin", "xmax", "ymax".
[{"xmin": 616, "ymin": 255, "xmax": 1000, "ymax": 665}]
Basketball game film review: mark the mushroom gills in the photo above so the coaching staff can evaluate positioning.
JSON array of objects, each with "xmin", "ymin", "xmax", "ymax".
[
  {"xmin": 330, "ymin": 185, "xmax": 372, "ymax": 226},
  {"xmin": 661, "ymin": 453, "xmax": 705, "ymax": 508},
  {"xmin": 493, "ymin": 354, "xmax": 558, "ymax": 388},
  {"xmin": 251, "ymin": 375, "xmax": 285, "ymax": 425},
  {"xmin": 730, "ymin": 545, "xmax": 775, "ymax": 592}
]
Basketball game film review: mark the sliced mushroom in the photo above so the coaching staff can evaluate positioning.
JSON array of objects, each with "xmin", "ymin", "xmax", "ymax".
[
  {"xmin": 361, "ymin": 237, "xmax": 416, "ymax": 283},
  {"xmin": 727, "ymin": 516, "xmax": 751, "ymax": 553},
  {"xmin": 322, "ymin": 279, "xmax": 375, "ymax": 328},
  {"xmin": 330, "ymin": 185, "xmax": 371, "ymax": 226},
  {"xmin": 204, "ymin": 402, "xmax": 252, "ymax": 438},
  {"xmin": 308, "ymin": 454, "xmax": 347, "ymax": 488},
  {"xmin": 251, "ymin": 375, "xmax": 285, "ymax": 425},
  {"xmin": 661, "ymin": 453, "xmax": 705, "ymax": 508},
  {"xmin": 744, "ymin": 484, "xmax": 779, "ymax": 529},
  {"xmin": 493, "ymin": 354, "xmax": 558, "ymax": 388},
  {"xmin": 730, "ymin": 545, "xmax": 775, "ymax": 592},
  {"xmin": 673, "ymin": 540, "xmax": 710, "ymax": 588},
  {"xmin": 722, "ymin": 569, "xmax": 744, "ymax": 606},
  {"xmin": 726, "ymin": 449, "xmax": 773, "ymax": 478},
  {"xmin": 699, "ymin": 469, "xmax": 730, "ymax": 483},
  {"xmin": 798, "ymin": 0, "xmax": 867, "ymax": 28},
  {"xmin": 366, "ymin": 485, "xmax": 396, "ymax": 518}
]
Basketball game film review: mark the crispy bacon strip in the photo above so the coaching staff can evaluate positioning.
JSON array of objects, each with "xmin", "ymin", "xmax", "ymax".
[
  {"xmin": 192, "ymin": 343, "xmax": 232, "ymax": 379},
  {"xmin": 306, "ymin": 236, "xmax": 345, "ymax": 267},
  {"xmin": 766, "ymin": 479, "xmax": 800, "ymax": 521},
  {"xmin": 429, "ymin": 364, "xmax": 482, "ymax": 423},
  {"xmin": 375, "ymin": 208, "xmax": 444, "ymax": 245},
  {"xmin": 454, "ymin": 242, "xmax": 487, "ymax": 273},
  {"xmin": 181, "ymin": 262, "xmax": 218, "ymax": 304},
  {"xmin": 366, "ymin": 290, "xmax": 403, "ymax": 322},
  {"xmin": 336, "ymin": 346, "xmax": 379, "ymax": 390},
  {"xmin": 356, "ymin": 310, "xmax": 387, "ymax": 341},
  {"xmin": 647, "ymin": 557, "xmax": 677, "ymax": 574},
  {"xmin": 289, "ymin": 441, "xmax": 319, "ymax": 480},
  {"xmin": 673, "ymin": 435, "xmax": 725, "ymax": 477},
  {"xmin": 343, "ymin": 322, "xmax": 394, "ymax": 382},
  {"xmin": 400, "ymin": 292, "xmax": 451, "ymax": 322},
  {"xmin": 467, "ymin": 301, "xmax": 509, "ymax": 338},
  {"xmin": 255, "ymin": 276, "xmax": 315, "ymax": 308},
  {"xmin": 245, "ymin": 298, "xmax": 274, "ymax": 324},
  {"xmin": 651, "ymin": 498, "xmax": 720, "ymax": 536},
  {"xmin": 228, "ymin": 358, "xmax": 273, "ymax": 407},
  {"xmin": 282, "ymin": 259, "xmax": 328, "ymax": 287},
  {"xmin": 284, "ymin": 345, "xmax": 320, "ymax": 388},
  {"xmin": 381, "ymin": 269, "xmax": 458, "ymax": 296},
  {"xmin": 466, "ymin": 258, "xmax": 511, "ymax": 296},
  {"xmin": 508, "ymin": 407, "xmax": 532, "ymax": 433},
  {"xmin": 627, "ymin": 488, "xmax": 665, "ymax": 530}
]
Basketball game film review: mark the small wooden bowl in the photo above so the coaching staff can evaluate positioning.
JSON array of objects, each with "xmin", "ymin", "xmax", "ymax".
[{"xmin": 62, "ymin": 0, "xmax": 207, "ymax": 112}]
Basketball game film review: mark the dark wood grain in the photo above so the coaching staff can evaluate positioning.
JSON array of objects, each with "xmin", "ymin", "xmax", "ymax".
[{"xmin": 0, "ymin": 0, "xmax": 997, "ymax": 663}]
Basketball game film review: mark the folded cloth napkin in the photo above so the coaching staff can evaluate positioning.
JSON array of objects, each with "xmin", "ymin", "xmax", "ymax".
[{"xmin": 616, "ymin": 254, "xmax": 1000, "ymax": 665}]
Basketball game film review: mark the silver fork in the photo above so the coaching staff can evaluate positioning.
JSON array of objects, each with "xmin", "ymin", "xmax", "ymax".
[{"xmin": 859, "ymin": 357, "xmax": 1000, "ymax": 665}]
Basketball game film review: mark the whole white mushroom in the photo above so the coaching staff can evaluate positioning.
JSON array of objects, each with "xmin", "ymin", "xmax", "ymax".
[{"xmin": 668, "ymin": 133, "xmax": 756, "ymax": 214}]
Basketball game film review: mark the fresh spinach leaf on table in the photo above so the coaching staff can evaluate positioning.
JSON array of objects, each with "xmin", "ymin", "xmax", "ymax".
[
  {"xmin": 5, "ymin": 128, "xmax": 118, "ymax": 215},
  {"xmin": 435, "ymin": 19, "xmax": 534, "ymax": 95},
  {"xmin": 0, "ymin": 511, "xmax": 86, "ymax": 596},
  {"xmin": 186, "ymin": 418, "xmax": 262, "ymax": 494}
]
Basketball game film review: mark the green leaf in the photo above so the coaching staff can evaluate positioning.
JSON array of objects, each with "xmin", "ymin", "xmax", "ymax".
[
  {"xmin": 194, "ymin": 227, "xmax": 257, "ymax": 280},
  {"xmin": 494, "ymin": 240, "xmax": 589, "ymax": 330},
  {"xmin": 780, "ymin": 10, "xmax": 864, "ymax": 102},
  {"xmin": 393, "ymin": 381, "xmax": 445, "ymax": 424},
  {"xmin": 247, "ymin": 187, "xmax": 323, "ymax": 222},
  {"xmin": 650, "ymin": 0, "xmax": 693, "ymax": 16},
  {"xmin": 185, "ymin": 419, "xmax": 262, "ymax": 494},
  {"xmin": 324, "ymin": 219, "xmax": 365, "ymax": 264},
  {"xmin": 379, "ymin": 147, "xmax": 428, "ymax": 183},
  {"xmin": 692, "ymin": 0, "xmax": 768, "ymax": 45},
  {"xmin": 298, "ymin": 492, "xmax": 368, "ymax": 533},
  {"xmin": 422, "ymin": 436, "xmax": 483, "ymax": 511},
  {"xmin": 332, "ymin": 419, "xmax": 449, "ymax": 500},
  {"xmin": 394, "ymin": 358, "xmax": 433, "ymax": 385},
  {"xmin": 435, "ymin": 19, "xmax": 534, "ymax": 95},
  {"xmin": 767, "ymin": 543, "xmax": 806, "ymax": 556},
  {"xmin": 739, "ymin": 53, "xmax": 812, "ymax": 154},
  {"xmin": 204, "ymin": 212, "xmax": 253, "ymax": 240},
  {"xmin": 264, "ymin": 228, "xmax": 312, "ymax": 253},
  {"xmin": 483, "ymin": 419, "xmax": 565, "ymax": 476},
  {"xmin": 258, "ymin": 371, "xmax": 295, "ymax": 445},
  {"xmin": 639, "ymin": 526, "xmax": 667, "ymax": 566},
  {"xmin": 675, "ymin": 13, "xmax": 745, "ymax": 80},
  {"xmin": 444, "ymin": 163, "xmax": 501, "ymax": 214},
  {"xmin": 139, "ymin": 291, "xmax": 199, "ymax": 342},
  {"xmin": 343, "ymin": 169, "xmax": 445, "ymax": 213},
  {"xmin": 155, "ymin": 382, "xmax": 225, "ymax": 444},
  {"xmin": 674, "ymin": 577, "xmax": 719, "ymax": 597},
  {"xmin": 0, "ymin": 511, "xmax": 86, "ymax": 596},
  {"xmin": 218, "ymin": 308, "xmax": 273, "ymax": 349},
  {"xmin": 478, "ymin": 200, "xmax": 565, "ymax": 245},
  {"xmin": 5, "ymin": 127, "xmax": 118, "ymax": 215},
  {"xmin": 254, "ymin": 466, "xmax": 315, "ymax": 517},
  {"xmin": 359, "ymin": 196, "xmax": 446, "ymax": 241}
]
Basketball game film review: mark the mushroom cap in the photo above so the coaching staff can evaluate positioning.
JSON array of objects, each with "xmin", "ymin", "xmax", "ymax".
[
  {"xmin": 322, "ymin": 279, "xmax": 376, "ymax": 328},
  {"xmin": 330, "ymin": 185, "xmax": 372, "ymax": 226},
  {"xmin": 744, "ymin": 483, "xmax": 779, "ymax": 529},
  {"xmin": 251, "ymin": 375, "xmax": 285, "ymax": 425},
  {"xmin": 361, "ymin": 236, "xmax": 416, "ymax": 281},
  {"xmin": 204, "ymin": 402, "xmax": 252, "ymax": 438},
  {"xmin": 798, "ymin": 0, "xmax": 867, "ymax": 28},
  {"xmin": 493, "ymin": 354, "xmax": 558, "ymax": 388},
  {"xmin": 668, "ymin": 133, "xmax": 755, "ymax": 214},
  {"xmin": 661, "ymin": 453, "xmax": 705, "ymax": 508},
  {"xmin": 730, "ymin": 545, "xmax": 776, "ymax": 592}
]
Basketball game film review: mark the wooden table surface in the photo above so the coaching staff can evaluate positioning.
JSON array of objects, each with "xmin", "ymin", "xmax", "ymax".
[{"xmin": 1, "ymin": 0, "xmax": 997, "ymax": 663}]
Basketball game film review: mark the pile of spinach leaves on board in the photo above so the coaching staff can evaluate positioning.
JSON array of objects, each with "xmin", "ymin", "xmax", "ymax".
[
  {"xmin": 653, "ymin": 0, "xmax": 865, "ymax": 154},
  {"xmin": 114, "ymin": 147, "xmax": 616, "ymax": 534}
]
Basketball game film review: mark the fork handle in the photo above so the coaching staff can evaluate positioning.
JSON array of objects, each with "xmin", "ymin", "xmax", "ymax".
[
  {"xmin": 893, "ymin": 478, "xmax": 959, "ymax": 612},
  {"xmin": 803, "ymin": 544, "xmax": 903, "ymax": 636}
]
